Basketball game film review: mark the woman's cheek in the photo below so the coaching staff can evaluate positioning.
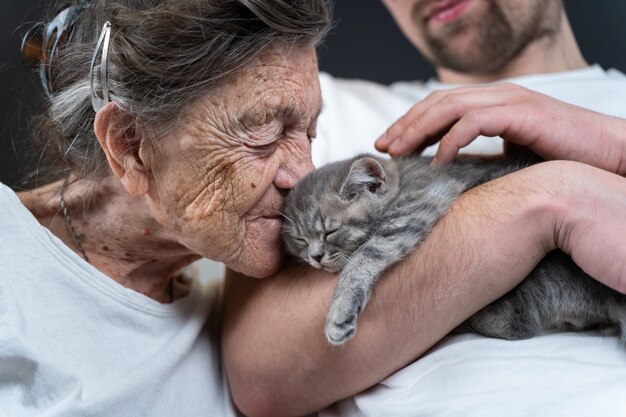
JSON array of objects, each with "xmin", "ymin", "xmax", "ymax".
[{"xmin": 229, "ymin": 152, "xmax": 281, "ymax": 212}]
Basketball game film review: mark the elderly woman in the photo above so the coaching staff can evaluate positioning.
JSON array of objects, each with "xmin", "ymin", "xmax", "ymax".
[
  {"xmin": 3, "ymin": 0, "xmax": 328, "ymax": 415},
  {"xmin": 3, "ymin": 1, "xmax": 626, "ymax": 417}
]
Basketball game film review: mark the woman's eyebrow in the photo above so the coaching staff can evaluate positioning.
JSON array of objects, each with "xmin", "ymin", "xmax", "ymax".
[
  {"xmin": 238, "ymin": 105, "xmax": 293, "ymax": 127},
  {"xmin": 239, "ymin": 103, "xmax": 323, "ymax": 128}
]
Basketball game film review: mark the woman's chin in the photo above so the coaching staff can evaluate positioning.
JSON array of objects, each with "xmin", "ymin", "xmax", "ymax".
[
  {"xmin": 228, "ymin": 243, "xmax": 283, "ymax": 279},
  {"xmin": 213, "ymin": 216, "xmax": 286, "ymax": 278},
  {"xmin": 231, "ymin": 257, "xmax": 282, "ymax": 278},
  {"xmin": 230, "ymin": 217, "xmax": 285, "ymax": 278}
]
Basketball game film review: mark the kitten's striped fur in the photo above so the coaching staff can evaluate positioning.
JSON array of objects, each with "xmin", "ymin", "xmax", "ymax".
[{"xmin": 282, "ymin": 154, "xmax": 626, "ymax": 345}]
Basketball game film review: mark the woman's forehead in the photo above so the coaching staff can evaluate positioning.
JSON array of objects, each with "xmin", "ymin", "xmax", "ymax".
[
  {"xmin": 176, "ymin": 46, "xmax": 321, "ymax": 138},
  {"xmin": 200, "ymin": 46, "xmax": 321, "ymax": 118},
  {"xmin": 237, "ymin": 46, "xmax": 319, "ymax": 90}
]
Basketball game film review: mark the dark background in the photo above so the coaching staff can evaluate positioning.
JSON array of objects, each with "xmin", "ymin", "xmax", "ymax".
[{"xmin": 2, "ymin": 0, "xmax": 626, "ymax": 187}]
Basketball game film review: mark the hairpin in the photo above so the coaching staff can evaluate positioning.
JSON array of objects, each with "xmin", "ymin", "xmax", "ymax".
[
  {"xmin": 21, "ymin": 4, "xmax": 91, "ymax": 98},
  {"xmin": 89, "ymin": 21, "xmax": 112, "ymax": 112}
]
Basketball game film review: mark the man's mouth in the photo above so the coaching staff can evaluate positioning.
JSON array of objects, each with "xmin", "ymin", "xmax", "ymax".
[{"xmin": 424, "ymin": 0, "xmax": 472, "ymax": 24}]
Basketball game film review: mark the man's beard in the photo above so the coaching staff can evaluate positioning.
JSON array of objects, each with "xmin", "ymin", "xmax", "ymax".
[{"xmin": 414, "ymin": 0, "xmax": 554, "ymax": 74}]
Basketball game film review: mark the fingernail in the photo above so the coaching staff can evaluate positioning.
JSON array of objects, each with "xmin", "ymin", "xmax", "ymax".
[
  {"xmin": 430, "ymin": 156, "xmax": 439, "ymax": 166},
  {"xmin": 376, "ymin": 133, "xmax": 390, "ymax": 145}
]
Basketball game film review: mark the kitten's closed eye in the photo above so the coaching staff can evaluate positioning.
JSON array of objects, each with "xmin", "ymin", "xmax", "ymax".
[{"xmin": 324, "ymin": 229, "xmax": 338, "ymax": 240}]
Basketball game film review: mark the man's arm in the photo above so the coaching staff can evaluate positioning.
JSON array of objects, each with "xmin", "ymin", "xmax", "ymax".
[{"xmin": 222, "ymin": 161, "xmax": 626, "ymax": 417}]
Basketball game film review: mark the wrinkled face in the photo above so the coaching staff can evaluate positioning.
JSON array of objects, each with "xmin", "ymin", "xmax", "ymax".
[
  {"xmin": 144, "ymin": 46, "xmax": 321, "ymax": 278},
  {"xmin": 382, "ymin": 0, "xmax": 562, "ymax": 73}
]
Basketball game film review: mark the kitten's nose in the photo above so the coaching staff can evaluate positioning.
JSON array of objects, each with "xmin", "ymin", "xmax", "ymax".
[{"xmin": 312, "ymin": 254, "xmax": 323, "ymax": 263}]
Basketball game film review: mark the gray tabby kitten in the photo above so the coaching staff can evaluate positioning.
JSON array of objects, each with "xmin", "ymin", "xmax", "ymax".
[{"xmin": 282, "ymin": 154, "xmax": 626, "ymax": 346}]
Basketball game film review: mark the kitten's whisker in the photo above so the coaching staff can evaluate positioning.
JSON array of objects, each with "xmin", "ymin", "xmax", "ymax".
[
  {"xmin": 278, "ymin": 210, "xmax": 296, "ymax": 225},
  {"xmin": 328, "ymin": 252, "xmax": 349, "ymax": 267}
]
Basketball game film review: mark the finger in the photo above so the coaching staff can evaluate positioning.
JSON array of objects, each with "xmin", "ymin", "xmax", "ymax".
[
  {"xmin": 431, "ymin": 106, "xmax": 516, "ymax": 165},
  {"xmin": 376, "ymin": 90, "xmax": 452, "ymax": 151},
  {"xmin": 387, "ymin": 120, "xmax": 452, "ymax": 156},
  {"xmin": 380, "ymin": 83, "xmax": 523, "ymax": 154},
  {"xmin": 377, "ymin": 85, "xmax": 504, "ymax": 150},
  {"xmin": 376, "ymin": 114, "xmax": 412, "ymax": 151},
  {"xmin": 389, "ymin": 89, "xmax": 519, "ymax": 156}
]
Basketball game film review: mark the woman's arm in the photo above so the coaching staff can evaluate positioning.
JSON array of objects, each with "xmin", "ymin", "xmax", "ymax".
[{"xmin": 222, "ymin": 161, "xmax": 626, "ymax": 417}]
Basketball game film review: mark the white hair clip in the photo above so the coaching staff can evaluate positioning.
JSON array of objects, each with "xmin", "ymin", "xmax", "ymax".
[{"xmin": 90, "ymin": 21, "xmax": 111, "ymax": 112}]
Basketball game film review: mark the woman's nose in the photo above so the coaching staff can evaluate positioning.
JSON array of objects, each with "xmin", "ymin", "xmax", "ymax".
[
  {"xmin": 292, "ymin": 156, "xmax": 315, "ymax": 180},
  {"xmin": 274, "ymin": 140, "xmax": 314, "ymax": 190}
]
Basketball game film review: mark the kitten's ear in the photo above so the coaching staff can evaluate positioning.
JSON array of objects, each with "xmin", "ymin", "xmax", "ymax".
[{"xmin": 340, "ymin": 157, "xmax": 387, "ymax": 200}]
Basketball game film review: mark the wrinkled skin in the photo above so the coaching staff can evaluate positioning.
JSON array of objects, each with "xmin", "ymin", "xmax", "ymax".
[
  {"xmin": 381, "ymin": 0, "xmax": 561, "ymax": 73},
  {"xmin": 18, "ymin": 46, "xmax": 321, "ymax": 302},
  {"xmin": 142, "ymin": 45, "xmax": 322, "ymax": 278}
]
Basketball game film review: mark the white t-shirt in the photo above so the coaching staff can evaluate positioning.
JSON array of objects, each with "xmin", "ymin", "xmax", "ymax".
[
  {"xmin": 314, "ymin": 65, "xmax": 626, "ymax": 416},
  {"xmin": 322, "ymin": 333, "xmax": 626, "ymax": 417},
  {"xmin": 0, "ymin": 183, "xmax": 237, "ymax": 417}
]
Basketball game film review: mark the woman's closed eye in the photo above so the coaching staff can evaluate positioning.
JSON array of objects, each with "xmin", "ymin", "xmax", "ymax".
[{"xmin": 240, "ymin": 118, "xmax": 283, "ymax": 150}]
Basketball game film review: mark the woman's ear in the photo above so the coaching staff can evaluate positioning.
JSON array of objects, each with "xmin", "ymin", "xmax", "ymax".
[{"xmin": 94, "ymin": 102, "xmax": 150, "ymax": 197}]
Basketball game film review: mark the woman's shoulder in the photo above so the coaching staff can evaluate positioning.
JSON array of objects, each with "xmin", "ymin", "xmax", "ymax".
[
  {"xmin": 0, "ymin": 181, "xmax": 19, "ymax": 205},
  {"xmin": 0, "ymin": 182, "xmax": 35, "ymax": 235}
]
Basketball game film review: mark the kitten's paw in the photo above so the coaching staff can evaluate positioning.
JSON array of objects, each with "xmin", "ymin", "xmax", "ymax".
[
  {"xmin": 325, "ymin": 311, "xmax": 357, "ymax": 345},
  {"xmin": 325, "ymin": 291, "xmax": 365, "ymax": 345}
]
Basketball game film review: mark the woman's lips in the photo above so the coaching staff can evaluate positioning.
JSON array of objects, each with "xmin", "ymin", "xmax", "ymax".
[
  {"xmin": 258, "ymin": 215, "xmax": 282, "ymax": 222},
  {"xmin": 257, "ymin": 215, "xmax": 283, "ymax": 228},
  {"xmin": 425, "ymin": 0, "xmax": 472, "ymax": 24}
]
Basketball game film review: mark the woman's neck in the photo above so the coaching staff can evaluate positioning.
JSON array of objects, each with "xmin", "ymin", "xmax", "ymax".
[{"xmin": 18, "ymin": 176, "xmax": 199, "ymax": 302}]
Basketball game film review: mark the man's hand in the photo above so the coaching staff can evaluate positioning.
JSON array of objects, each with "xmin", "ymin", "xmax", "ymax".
[
  {"xmin": 551, "ymin": 161, "xmax": 626, "ymax": 293},
  {"xmin": 375, "ymin": 83, "xmax": 626, "ymax": 175}
]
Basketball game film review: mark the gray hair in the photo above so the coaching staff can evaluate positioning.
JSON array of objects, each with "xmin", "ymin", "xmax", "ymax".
[{"xmin": 28, "ymin": 0, "xmax": 332, "ymax": 183}]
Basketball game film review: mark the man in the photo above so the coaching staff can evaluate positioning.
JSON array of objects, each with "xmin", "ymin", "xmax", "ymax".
[
  {"xmin": 312, "ymin": 0, "xmax": 626, "ymax": 166},
  {"xmin": 223, "ymin": 1, "xmax": 626, "ymax": 416}
]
